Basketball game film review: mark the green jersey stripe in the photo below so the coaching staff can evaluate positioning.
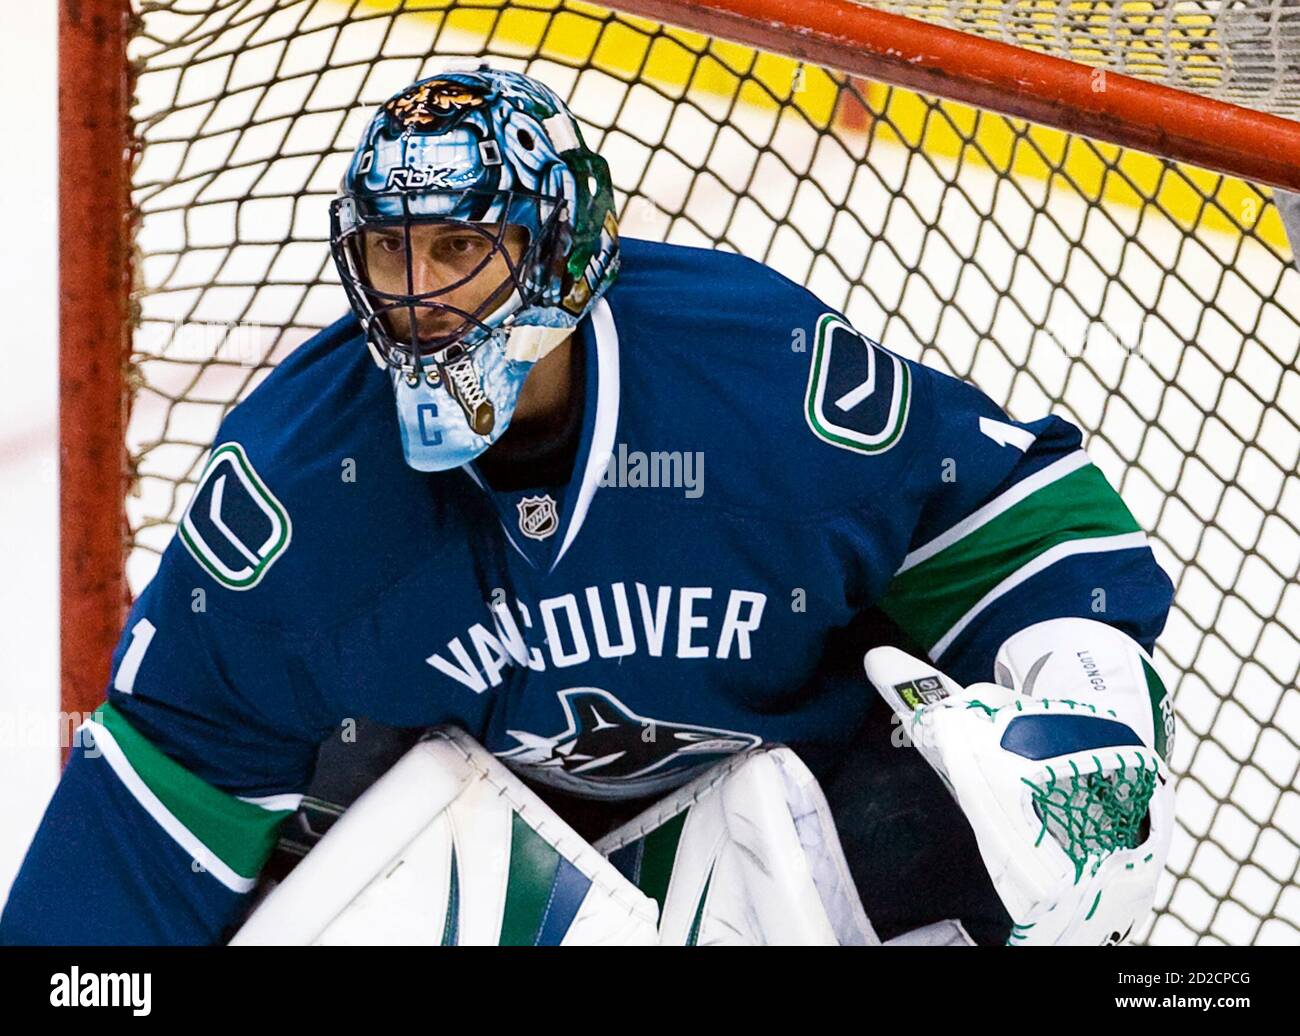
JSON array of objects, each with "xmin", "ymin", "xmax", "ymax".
[
  {"xmin": 882, "ymin": 463, "xmax": 1142, "ymax": 650},
  {"xmin": 929, "ymin": 532, "xmax": 1150, "ymax": 658},
  {"xmin": 90, "ymin": 704, "xmax": 295, "ymax": 890},
  {"xmin": 898, "ymin": 450, "xmax": 1090, "ymax": 573}
]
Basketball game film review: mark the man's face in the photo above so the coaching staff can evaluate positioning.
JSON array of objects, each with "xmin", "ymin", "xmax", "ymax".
[{"xmin": 361, "ymin": 221, "xmax": 529, "ymax": 345}]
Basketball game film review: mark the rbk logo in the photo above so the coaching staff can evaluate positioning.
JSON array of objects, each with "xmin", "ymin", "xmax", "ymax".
[{"xmin": 384, "ymin": 165, "xmax": 460, "ymax": 190}]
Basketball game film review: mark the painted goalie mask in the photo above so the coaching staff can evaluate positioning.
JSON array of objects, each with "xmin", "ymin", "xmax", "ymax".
[{"xmin": 329, "ymin": 68, "xmax": 620, "ymax": 471}]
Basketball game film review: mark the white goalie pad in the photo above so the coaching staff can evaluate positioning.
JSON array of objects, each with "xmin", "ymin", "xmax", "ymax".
[
  {"xmin": 230, "ymin": 727, "xmax": 658, "ymax": 945},
  {"xmin": 594, "ymin": 745, "xmax": 877, "ymax": 946},
  {"xmin": 864, "ymin": 618, "xmax": 1175, "ymax": 946},
  {"xmin": 883, "ymin": 919, "xmax": 976, "ymax": 947}
]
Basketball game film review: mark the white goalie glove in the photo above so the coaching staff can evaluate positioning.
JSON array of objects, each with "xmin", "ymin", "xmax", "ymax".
[{"xmin": 863, "ymin": 617, "xmax": 1176, "ymax": 946}]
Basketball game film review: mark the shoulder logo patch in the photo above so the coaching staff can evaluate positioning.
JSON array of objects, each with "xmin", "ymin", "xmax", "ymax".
[
  {"xmin": 179, "ymin": 442, "xmax": 292, "ymax": 590},
  {"xmin": 804, "ymin": 313, "xmax": 911, "ymax": 454}
]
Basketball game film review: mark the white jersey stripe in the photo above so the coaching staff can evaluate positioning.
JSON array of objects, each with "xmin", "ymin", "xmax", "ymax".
[
  {"xmin": 552, "ymin": 296, "xmax": 620, "ymax": 573},
  {"xmin": 237, "ymin": 792, "xmax": 305, "ymax": 812},
  {"xmin": 897, "ymin": 450, "xmax": 1091, "ymax": 574}
]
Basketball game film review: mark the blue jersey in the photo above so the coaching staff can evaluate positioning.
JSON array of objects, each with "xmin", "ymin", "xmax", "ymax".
[{"xmin": 2, "ymin": 239, "xmax": 1172, "ymax": 943}]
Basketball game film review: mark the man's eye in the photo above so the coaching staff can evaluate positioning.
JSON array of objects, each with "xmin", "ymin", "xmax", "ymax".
[
  {"xmin": 443, "ymin": 235, "xmax": 486, "ymax": 255},
  {"xmin": 376, "ymin": 236, "xmax": 405, "ymax": 254}
]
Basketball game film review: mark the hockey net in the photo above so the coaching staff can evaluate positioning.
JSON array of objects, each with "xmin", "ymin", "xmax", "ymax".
[{"xmin": 72, "ymin": 0, "xmax": 1300, "ymax": 945}]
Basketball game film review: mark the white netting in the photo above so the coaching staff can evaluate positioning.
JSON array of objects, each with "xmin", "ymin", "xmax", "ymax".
[{"xmin": 125, "ymin": 0, "xmax": 1300, "ymax": 944}]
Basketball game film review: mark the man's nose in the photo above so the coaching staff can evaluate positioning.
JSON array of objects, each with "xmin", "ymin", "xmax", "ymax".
[{"xmin": 409, "ymin": 256, "xmax": 447, "ymax": 297}]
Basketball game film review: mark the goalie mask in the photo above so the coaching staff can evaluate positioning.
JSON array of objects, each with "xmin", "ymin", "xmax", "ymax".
[{"xmin": 329, "ymin": 68, "xmax": 620, "ymax": 471}]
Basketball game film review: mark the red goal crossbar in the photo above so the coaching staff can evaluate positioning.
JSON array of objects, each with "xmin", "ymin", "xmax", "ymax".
[{"xmin": 617, "ymin": 0, "xmax": 1300, "ymax": 192}]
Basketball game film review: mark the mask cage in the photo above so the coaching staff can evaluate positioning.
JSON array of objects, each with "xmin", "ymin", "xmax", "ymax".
[{"xmin": 330, "ymin": 186, "xmax": 567, "ymax": 377}]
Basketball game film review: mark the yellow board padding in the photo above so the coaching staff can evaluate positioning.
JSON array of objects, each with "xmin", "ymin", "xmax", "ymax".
[
  {"xmin": 334, "ymin": 0, "xmax": 1286, "ymax": 251},
  {"xmin": 864, "ymin": 85, "xmax": 1285, "ymax": 248}
]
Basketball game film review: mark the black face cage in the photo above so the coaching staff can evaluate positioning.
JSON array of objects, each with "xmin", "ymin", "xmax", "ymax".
[{"xmin": 329, "ymin": 188, "xmax": 569, "ymax": 384}]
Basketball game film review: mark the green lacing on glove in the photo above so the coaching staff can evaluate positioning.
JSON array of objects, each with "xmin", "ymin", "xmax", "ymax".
[
  {"xmin": 963, "ymin": 698, "xmax": 1000, "ymax": 717},
  {"xmin": 1007, "ymin": 921, "xmax": 1035, "ymax": 945},
  {"xmin": 1021, "ymin": 752, "xmax": 1158, "ymax": 882}
]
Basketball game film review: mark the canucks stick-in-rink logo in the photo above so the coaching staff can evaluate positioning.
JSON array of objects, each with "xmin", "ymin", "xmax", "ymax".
[
  {"xmin": 804, "ymin": 312, "xmax": 911, "ymax": 454},
  {"xmin": 496, "ymin": 687, "xmax": 762, "ymax": 798},
  {"xmin": 180, "ymin": 442, "xmax": 292, "ymax": 590}
]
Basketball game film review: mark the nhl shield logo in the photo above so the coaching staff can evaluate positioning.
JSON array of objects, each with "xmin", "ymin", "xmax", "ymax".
[{"xmin": 516, "ymin": 494, "xmax": 559, "ymax": 540}]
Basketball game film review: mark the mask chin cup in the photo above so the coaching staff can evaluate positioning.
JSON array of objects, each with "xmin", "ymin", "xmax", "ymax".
[{"xmin": 388, "ymin": 330, "xmax": 535, "ymax": 472}]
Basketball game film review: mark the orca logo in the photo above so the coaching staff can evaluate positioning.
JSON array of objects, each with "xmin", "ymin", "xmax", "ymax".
[
  {"xmin": 804, "ymin": 313, "xmax": 911, "ymax": 454},
  {"xmin": 180, "ymin": 442, "xmax": 292, "ymax": 590},
  {"xmin": 496, "ymin": 687, "xmax": 762, "ymax": 800}
]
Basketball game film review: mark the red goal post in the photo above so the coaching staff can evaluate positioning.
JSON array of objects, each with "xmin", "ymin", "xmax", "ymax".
[{"xmin": 60, "ymin": 0, "xmax": 138, "ymax": 731}]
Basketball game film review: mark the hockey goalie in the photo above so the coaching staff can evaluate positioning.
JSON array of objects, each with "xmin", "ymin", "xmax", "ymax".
[{"xmin": 1, "ymin": 68, "xmax": 1176, "ymax": 946}]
